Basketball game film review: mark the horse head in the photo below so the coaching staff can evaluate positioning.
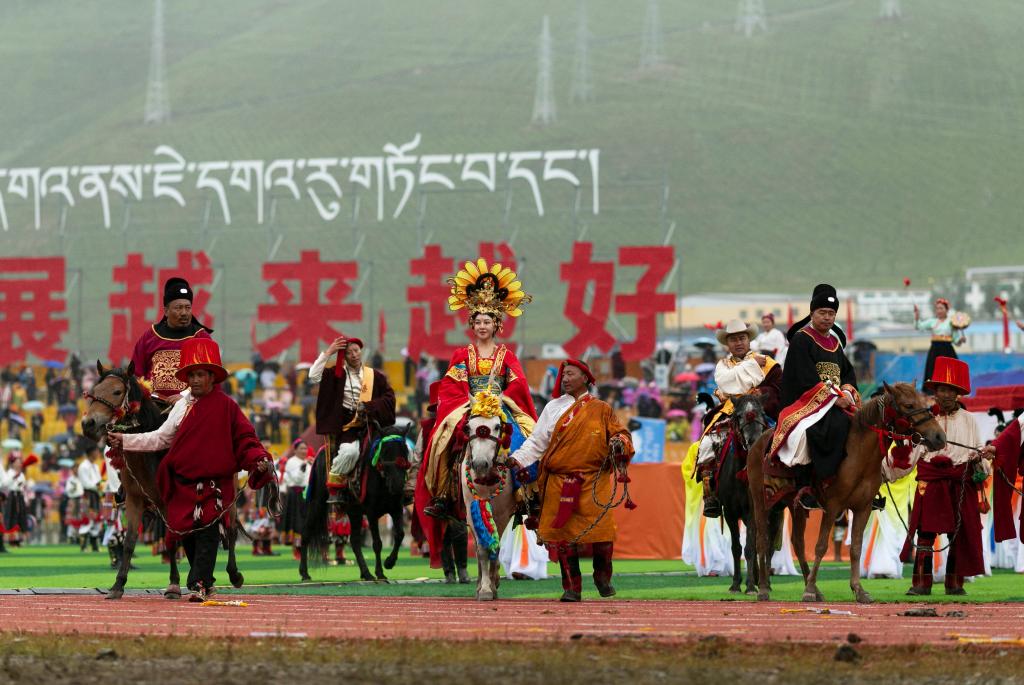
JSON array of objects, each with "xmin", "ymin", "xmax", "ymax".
[
  {"xmin": 881, "ymin": 381, "xmax": 946, "ymax": 451},
  {"xmin": 464, "ymin": 391, "xmax": 509, "ymax": 484},
  {"xmin": 731, "ymin": 393, "xmax": 767, "ymax": 452},
  {"xmin": 81, "ymin": 360, "xmax": 156, "ymax": 442}
]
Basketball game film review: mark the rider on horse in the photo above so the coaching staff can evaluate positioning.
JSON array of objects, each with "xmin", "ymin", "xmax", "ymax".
[
  {"xmin": 415, "ymin": 258, "xmax": 537, "ymax": 570},
  {"xmin": 130, "ymin": 277, "xmax": 213, "ymax": 405},
  {"xmin": 696, "ymin": 319, "xmax": 782, "ymax": 518}
]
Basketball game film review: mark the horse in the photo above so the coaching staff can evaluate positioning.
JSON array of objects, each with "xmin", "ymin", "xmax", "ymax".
[
  {"xmin": 81, "ymin": 362, "xmax": 268, "ymax": 600},
  {"xmin": 299, "ymin": 422, "xmax": 412, "ymax": 582},
  {"xmin": 460, "ymin": 402, "xmax": 516, "ymax": 601},
  {"xmin": 746, "ymin": 381, "xmax": 945, "ymax": 603}
]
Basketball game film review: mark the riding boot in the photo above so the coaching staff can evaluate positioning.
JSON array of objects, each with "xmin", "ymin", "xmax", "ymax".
[
  {"xmin": 251, "ymin": 541, "xmax": 262, "ymax": 557},
  {"xmin": 334, "ymin": 542, "xmax": 347, "ymax": 564},
  {"xmin": 90, "ymin": 535, "xmax": 99, "ymax": 552},
  {"xmin": 261, "ymin": 539, "xmax": 279, "ymax": 556},
  {"xmin": 591, "ymin": 541, "xmax": 615, "ymax": 597},
  {"xmin": 423, "ymin": 497, "xmax": 449, "ymax": 520},
  {"xmin": 795, "ymin": 465, "xmax": 821, "ymax": 510},
  {"xmin": 944, "ymin": 548, "xmax": 966, "ymax": 596},
  {"xmin": 557, "ymin": 543, "xmax": 582, "ymax": 601},
  {"xmin": 906, "ymin": 534, "xmax": 934, "ymax": 596},
  {"xmin": 701, "ymin": 469, "xmax": 721, "ymax": 519},
  {"xmin": 440, "ymin": 539, "xmax": 457, "ymax": 583}
]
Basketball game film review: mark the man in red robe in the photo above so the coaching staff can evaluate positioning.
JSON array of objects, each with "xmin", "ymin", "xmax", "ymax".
[
  {"xmin": 109, "ymin": 337, "xmax": 274, "ymax": 600},
  {"xmin": 130, "ymin": 277, "xmax": 213, "ymax": 403},
  {"xmin": 984, "ymin": 412, "xmax": 1024, "ymax": 545}
]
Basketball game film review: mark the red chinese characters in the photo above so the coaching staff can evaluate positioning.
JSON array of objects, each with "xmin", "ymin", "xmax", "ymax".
[
  {"xmin": 615, "ymin": 246, "xmax": 675, "ymax": 360},
  {"xmin": 256, "ymin": 250, "xmax": 362, "ymax": 361},
  {"xmin": 0, "ymin": 258, "xmax": 68, "ymax": 366},
  {"xmin": 407, "ymin": 244, "xmax": 455, "ymax": 361},
  {"xmin": 108, "ymin": 253, "xmax": 155, "ymax": 365}
]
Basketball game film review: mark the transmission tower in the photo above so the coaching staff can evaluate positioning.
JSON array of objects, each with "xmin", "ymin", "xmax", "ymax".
[
  {"xmin": 639, "ymin": 0, "xmax": 663, "ymax": 69},
  {"xmin": 569, "ymin": 1, "xmax": 594, "ymax": 103},
  {"xmin": 532, "ymin": 15, "xmax": 557, "ymax": 125},
  {"xmin": 735, "ymin": 0, "xmax": 768, "ymax": 38},
  {"xmin": 880, "ymin": 0, "xmax": 902, "ymax": 19},
  {"xmin": 144, "ymin": 0, "xmax": 171, "ymax": 124}
]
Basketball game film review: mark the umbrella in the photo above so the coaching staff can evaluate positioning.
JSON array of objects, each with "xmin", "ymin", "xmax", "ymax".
[
  {"xmin": 21, "ymin": 400, "xmax": 45, "ymax": 412},
  {"xmin": 666, "ymin": 409, "xmax": 687, "ymax": 419},
  {"xmin": 33, "ymin": 442, "xmax": 54, "ymax": 455},
  {"xmin": 674, "ymin": 372, "xmax": 700, "ymax": 383},
  {"xmin": 7, "ymin": 413, "xmax": 26, "ymax": 427},
  {"xmin": 691, "ymin": 338, "xmax": 717, "ymax": 349},
  {"xmin": 295, "ymin": 362, "xmax": 313, "ymax": 371},
  {"xmin": 43, "ymin": 359, "xmax": 65, "ymax": 369},
  {"xmin": 695, "ymin": 362, "xmax": 716, "ymax": 374},
  {"xmin": 58, "ymin": 403, "xmax": 78, "ymax": 415},
  {"xmin": 57, "ymin": 458, "xmax": 74, "ymax": 468},
  {"xmin": 2, "ymin": 438, "xmax": 22, "ymax": 450}
]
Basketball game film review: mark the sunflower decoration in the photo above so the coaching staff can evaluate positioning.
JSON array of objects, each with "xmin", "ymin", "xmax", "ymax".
[{"xmin": 447, "ymin": 258, "xmax": 532, "ymax": 319}]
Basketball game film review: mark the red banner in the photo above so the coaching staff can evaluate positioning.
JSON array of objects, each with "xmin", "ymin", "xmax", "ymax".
[{"xmin": 0, "ymin": 258, "xmax": 68, "ymax": 366}]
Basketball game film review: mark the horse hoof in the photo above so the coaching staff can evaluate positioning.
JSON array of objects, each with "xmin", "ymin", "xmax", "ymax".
[
  {"xmin": 476, "ymin": 591, "xmax": 495, "ymax": 601},
  {"xmin": 105, "ymin": 590, "xmax": 124, "ymax": 600},
  {"xmin": 728, "ymin": 585, "xmax": 741, "ymax": 594},
  {"xmin": 383, "ymin": 557, "xmax": 397, "ymax": 570},
  {"xmin": 360, "ymin": 574, "xmax": 375, "ymax": 582},
  {"xmin": 300, "ymin": 574, "xmax": 312, "ymax": 582},
  {"xmin": 376, "ymin": 576, "xmax": 389, "ymax": 584},
  {"xmin": 856, "ymin": 591, "xmax": 873, "ymax": 604},
  {"xmin": 757, "ymin": 592, "xmax": 770, "ymax": 602},
  {"xmin": 801, "ymin": 592, "xmax": 819, "ymax": 603},
  {"xmin": 230, "ymin": 573, "xmax": 244, "ymax": 589},
  {"xmin": 816, "ymin": 591, "xmax": 825, "ymax": 602},
  {"xmin": 164, "ymin": 590, "xmax": 181, "ymax": 600}
]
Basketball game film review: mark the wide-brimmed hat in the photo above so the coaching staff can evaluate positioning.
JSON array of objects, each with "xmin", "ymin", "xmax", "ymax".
[
  {"xmin": 715, "ymin": 319, "xmax": 758, "ymax": 345},
  {"xmin": 925, "ymin": 357, "xmax": 971, "ymax": 395},
  {"xmin": 174, "ymin": 337, "xmax": 228, "ymax": 384}
]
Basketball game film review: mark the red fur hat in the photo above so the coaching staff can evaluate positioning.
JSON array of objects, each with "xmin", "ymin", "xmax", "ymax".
[{"xmin": 552, "ymin": 359, "xmax": 596, "ymax": 398}]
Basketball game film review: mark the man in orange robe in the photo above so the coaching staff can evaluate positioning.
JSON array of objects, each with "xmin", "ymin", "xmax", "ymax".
[{"xmin": 510, "ymin": 360, "xmax": 634, "ymax": 602}]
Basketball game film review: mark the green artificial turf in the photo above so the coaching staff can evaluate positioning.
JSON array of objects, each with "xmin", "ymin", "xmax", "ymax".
[{"xmin": 3, "ymin": 544, "xmax": 1021, "ymax": 603}]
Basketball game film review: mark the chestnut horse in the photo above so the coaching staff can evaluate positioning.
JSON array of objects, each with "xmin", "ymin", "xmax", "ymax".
[
  {"xmin": 746, "ymin": 382, "xmax": 945, "ymax": 603},
  {"xmin": 81, "ymin": 362, "xmax": 274, "ymax": 599}
]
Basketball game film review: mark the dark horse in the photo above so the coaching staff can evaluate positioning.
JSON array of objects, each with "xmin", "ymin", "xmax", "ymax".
[
  {"xmin": 299, "ymin": 423, "xmax": 412, "ymax": 582},
  {"xmin": 81, "ymin": 362, "xmax": 275, "ymax": 600},
  {"xmin": 747, "ymin": 382, "xmax": 945, "ymax": 603},
  {"xmin": 719, "ymin": 394, "xmax": 809, "ymax": 594}
]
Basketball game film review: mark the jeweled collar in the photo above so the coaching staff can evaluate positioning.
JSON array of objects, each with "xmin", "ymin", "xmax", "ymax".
[{"xmin": 800, "ymin": 325, "xmax": 839, "ymax": 352}]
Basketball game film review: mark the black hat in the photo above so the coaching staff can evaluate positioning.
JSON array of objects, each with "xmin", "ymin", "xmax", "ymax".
[
  {"xmin": 809, "ymin": 283, "xmax": 839, "ymax": 312},
  {"xmin": 163, "ymin": 277, "xmax": 193, "ymax": 306}
]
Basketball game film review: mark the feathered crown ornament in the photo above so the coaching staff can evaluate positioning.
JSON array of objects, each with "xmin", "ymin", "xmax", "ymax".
[{"xmin": 447, "ymin": 258, "xmax": 532, "ymax": 319}]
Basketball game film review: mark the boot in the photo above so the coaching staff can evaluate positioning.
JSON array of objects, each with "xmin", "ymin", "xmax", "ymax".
[
  {"xmin": 251, "ymin": 541, "xmax": 262, "ymax": 557},
  {"xmin": 457, "ymin": 567, "xmax": 471, "ymax": 584},
  {"xmin": 906, "ymin": 543, "xmax": 933, "ymax": 596},
  {"xmin": 944, "ymin": 573, "xmax": 966, "ymax": 596},
  {"xmin": 79, "ymin": 535, "xmax": 88, "ymax": 552},
  {"xmin": 423, "ymin": 497, "xmax": 449, "ymax": 520},
  {"xmin": 558, "ymin": 543, "xmax": 583, "ymax": 602},
  {"xmin": 90, "ymin": 535, "xmax": 100, "ymax": 552},
  {"xmin": 592, "ymin": 541, "xmax": 616, "ymax": 597},
  {"xmin": 795, "ymin": 467, "xmax": 821, "ymax": 510},
  {"xmin": 261, "ymin": 539, "xmax": 279, "ymax": 556},
  {"xmin": 334, "ymin": 542, "xmax": 347, "ymax": 565},
  {"xmin": 701, "ymin": 471, "xmax": 722, "ymax": 519}
]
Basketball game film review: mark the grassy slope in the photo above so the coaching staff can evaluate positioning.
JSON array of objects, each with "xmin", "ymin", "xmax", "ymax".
[
  {"xmin": 1, "ymin": 1, "xmax": 1024, "ymax": 356},
  {"xmin": 3, "ymin": 544, "xmax": 1022, "ymax": 603}
]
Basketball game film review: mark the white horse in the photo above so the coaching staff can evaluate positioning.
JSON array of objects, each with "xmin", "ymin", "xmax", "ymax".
[{"xmin": 460, "ymin": 408, "xmax": 516, "ymax": 601}]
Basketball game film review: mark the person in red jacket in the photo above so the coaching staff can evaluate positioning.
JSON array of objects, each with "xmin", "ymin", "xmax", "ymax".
[{"xmin": 109, "ymin": 337, "xmax": 274, "ymax": 601}]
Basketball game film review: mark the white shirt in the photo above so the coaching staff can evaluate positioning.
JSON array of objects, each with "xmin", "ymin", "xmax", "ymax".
[
  {"xmin": 909, "ymin": 408, "xmax": 982, "ymax": 468},
  {"xmin": 714, "ymin": 353, "xmax": 766, "ymax": 395},
  {"xmin": 103, "ymin": 451, "xmax": 121, "ymax": 493},
  {"xmin": 121, "ymin": 389, "xmax": 196, "ymax": 453},
  {"xmin": 753, "ymin": 328, "xmax": 787, "ymax": 356},
  {"xmin": 78, "ymin": 458, "xmax": 102, "ymax": 492},
  {"xmin": 509, "ymin": 393, "xmax": 581, "ymax": 469},
  {"xmin": 283, "ymin": 455, "xmax": 309, "ymax": 488}
]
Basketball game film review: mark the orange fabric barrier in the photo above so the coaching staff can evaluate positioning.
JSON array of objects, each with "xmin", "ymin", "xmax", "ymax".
[{"xmin": 612, "ymin": 462, "xmax": 685, "ymax": 559}]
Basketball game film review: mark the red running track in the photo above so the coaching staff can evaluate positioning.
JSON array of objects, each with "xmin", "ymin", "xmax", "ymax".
[{"xmin": 2, "ymin": 595, "xmax": 1023, "ymax": 645}]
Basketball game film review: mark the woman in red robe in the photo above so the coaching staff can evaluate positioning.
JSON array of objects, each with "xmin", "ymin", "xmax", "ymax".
[{"xmin": 414, "ymin": 259, "xmax": 538, "ymax": 568}]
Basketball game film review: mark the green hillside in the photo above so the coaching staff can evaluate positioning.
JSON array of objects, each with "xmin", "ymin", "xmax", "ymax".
[{"xmin": 1, "ymin": 0, "xmax": 1023, "ymax": 360}]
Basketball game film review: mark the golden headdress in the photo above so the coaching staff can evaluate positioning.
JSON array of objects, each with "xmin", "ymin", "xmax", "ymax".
[{"xmin": 447, "ymin": 258, "xmax": 532, "ymax": 319}]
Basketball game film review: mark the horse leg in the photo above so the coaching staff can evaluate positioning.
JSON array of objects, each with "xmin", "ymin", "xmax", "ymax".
[
  {"xmin": 348, "ymin": 509, "xmax": 374, "ymax": 581},
  {"xmin": 848, "ymin": 506, "xmax": 873, "ymax": 604},
  {"xmin": 747, "ymin": 457, "xmax": 772, "ymax": 601},
  {"xmin": 107, "ymin": 494, "xmax": 142, "ymax": 600},
  {"xmin": 791, "ymin": 506, "xmax": 810, "ymax": 581},
  {"xmin": 743, "ymin": 518, "xmax": 758, "ymax": 594},
  {"xmin": 165, "ymin": 539, "xmax": 182, "ymax": 599},
  {"xmin": 725, "ymin": 513, "xmax": 743, "ymax": 593},
  {"xmin": 369, "ymin": 516, "xmax": 387, "ymax": 581},
  {"xmin": 802, "ymin": 504, "xmax": 837, "ymax": 602},
  {"xmin": 225, "ymin": 520, "xmax": 244, "ymax": 588},
  {"xmin": 384, "ymin": 505, "xmax": 404, "ymax": 570}
]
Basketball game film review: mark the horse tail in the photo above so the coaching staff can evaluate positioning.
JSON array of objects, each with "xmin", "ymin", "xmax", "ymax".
[{"xmin": 302, "ymin": 449, "xmax": 330, "ymax": 565}]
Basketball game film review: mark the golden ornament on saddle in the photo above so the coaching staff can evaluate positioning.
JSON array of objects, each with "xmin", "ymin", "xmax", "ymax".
[
  {"xmin": 950, "ymin": 311, "xmax": 971, "ymax": 330},
  {"xmin": 447, "ymin": 258, "xmax": 532, "ymax": 319},
  {"xmin": 470, "ymin": 391, "xmax": 502, "ymax": 419}
]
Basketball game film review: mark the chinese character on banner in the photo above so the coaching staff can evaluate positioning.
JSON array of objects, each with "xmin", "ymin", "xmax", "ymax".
[
  {"xmin": 0, "ymin": 257, "xmax": 67, "ymax": 366},
  {"xmin": 156, "ymin": 250, "xmax": 216, "ymax": 329},
  {"xmin": 256, "ymin": 250, "xmax": 362, "ymax": 361},
  {"xmin": 407, "ymin": 244, "xmax": 455, "ymax": 361},
  {"xmin": 477, "ymin": 241, "xmax": 519, "ymax": 339},
  {"xmin": 615, "ymin": 246, "xmax": 676, "ymax": 360},
  {"xmin": 560, "ymin": 242, "xmax": 615, "ymax": 358},
  {"xmin": 108, "ymin": 253, "xmax": 156, "ymax": 365}
]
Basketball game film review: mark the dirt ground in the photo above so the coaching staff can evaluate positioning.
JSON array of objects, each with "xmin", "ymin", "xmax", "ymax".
[{"xmin": 2, "ymin": 634, "xmax": 1024, "ymax": 685}]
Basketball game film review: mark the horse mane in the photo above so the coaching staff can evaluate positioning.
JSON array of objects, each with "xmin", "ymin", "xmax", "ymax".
[{"xmin": 853, "ymin": 382, "xmax": 917, "ymax": 430}]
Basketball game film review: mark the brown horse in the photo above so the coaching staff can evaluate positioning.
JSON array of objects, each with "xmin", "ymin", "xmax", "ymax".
[
  {"xmin": 81, "ymin": 362, "xmax": 265, "ymax": 600},
  {"xmin": 746, "ymin": 382, "xmax": 945, "ymax": 603}
]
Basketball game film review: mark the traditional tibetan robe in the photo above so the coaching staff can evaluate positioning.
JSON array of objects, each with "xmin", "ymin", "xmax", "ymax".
[
  {"xmin": 770, "ymin": 326, "xmax": 857, "ymax": 478},
  {"xmin": 130, "ymin": 320, "xmax": 212, "ymax": 402},
  {"xmin": 992, "ymin": 414, "xmax": 1024, "ymax": 543},
  {"xmin": 517, "ymin": 394, "xmax": 634, "ymax": 544},
  {"xmin": 696, "ymin": 353, "xmax": 781, "ymax": 465},
  {"xmin": 153, "ymin": 386, "xmax": 272, "ymax": 540},
  {"xmin": 900, "ymin": 408, "xmax": 986, "ymax": 578}
]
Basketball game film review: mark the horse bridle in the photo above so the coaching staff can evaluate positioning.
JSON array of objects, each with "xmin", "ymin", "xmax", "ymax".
[
  {"xmin": 83, "ymin": 373, "xmax": 133, "ymax": 431},
  {"xmin": 877, "ymin": 394, "xmax": 935, "ymax": 446},
  {"xmin": 462, "ymin": 418, "xmax": 512, "ymax": 483}
]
